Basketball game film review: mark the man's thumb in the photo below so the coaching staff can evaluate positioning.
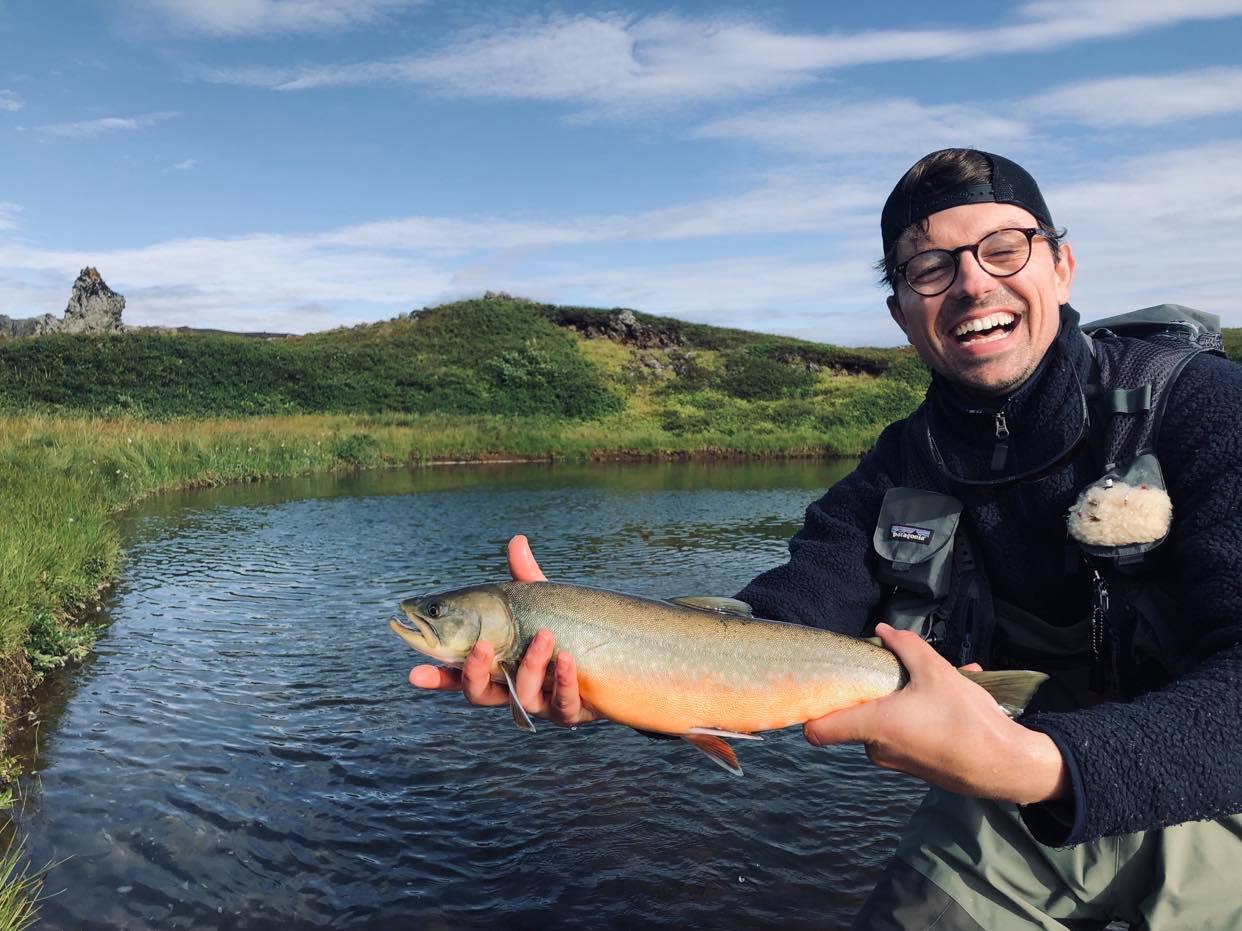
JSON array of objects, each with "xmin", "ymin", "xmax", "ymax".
[{"xmin": 803, "ymin": 703, "xmax": 872, "ymax": 748}]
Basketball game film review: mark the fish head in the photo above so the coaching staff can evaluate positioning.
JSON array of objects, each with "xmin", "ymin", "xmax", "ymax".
[{"xmin": 391, "ymin": 584, "xmax": 516, "ymax": 666}]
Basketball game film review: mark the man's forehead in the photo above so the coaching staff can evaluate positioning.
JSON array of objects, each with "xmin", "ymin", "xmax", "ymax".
[{"xmin": 896, "ymin": 205, "xmax": 1039, "ymax": 254}]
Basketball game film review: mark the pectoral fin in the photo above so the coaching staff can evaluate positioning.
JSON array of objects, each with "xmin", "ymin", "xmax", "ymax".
[
  {"xmin": 682, "ymin": 733, "xmax": 743, "ymax": 776},
  {"xmin": 501, "ymin": 664, "xmax": 537, "ymax": 733},
  {"xmin": 960, "ymin": 669, "xmax": 1049, "ymax": 717}
]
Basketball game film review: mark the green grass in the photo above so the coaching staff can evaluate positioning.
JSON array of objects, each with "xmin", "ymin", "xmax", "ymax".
[{"xmin": 0, "ymin": 837, "xmax": 43, "ymax": 931}]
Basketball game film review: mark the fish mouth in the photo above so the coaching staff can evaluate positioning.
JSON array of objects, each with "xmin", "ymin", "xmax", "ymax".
[{"xmin": 389, "ymin": 610, "xmax": 439, "ymax": 652}]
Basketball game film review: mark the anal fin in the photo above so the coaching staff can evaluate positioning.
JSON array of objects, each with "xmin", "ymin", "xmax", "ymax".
[
  {"xmin": 682, "ymin": 733, "xmax": 743, "ymax": 776},
  {"xmin": 686, "ymin": 726, "xmax": 762, "ymax": 741}
]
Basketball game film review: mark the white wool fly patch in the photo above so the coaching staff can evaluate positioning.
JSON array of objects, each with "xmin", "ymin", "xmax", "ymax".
[{"xmin": 1066, "ymin": 481, "xmax": 1172, "ymax": 547}]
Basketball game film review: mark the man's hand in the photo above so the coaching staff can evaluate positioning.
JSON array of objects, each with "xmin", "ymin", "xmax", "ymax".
[
  {"xmin": 803, "ymin": 624, "xmax": 1069, "ymax": 806},
  {"xmin": 407, "ymin": 535, "xmax": 598, "ymax": 727}
]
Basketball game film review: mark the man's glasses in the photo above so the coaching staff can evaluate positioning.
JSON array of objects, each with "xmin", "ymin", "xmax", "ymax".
[{"xmin": 894, "ymin": 228, "xmax": 1053, "ymax": 297}]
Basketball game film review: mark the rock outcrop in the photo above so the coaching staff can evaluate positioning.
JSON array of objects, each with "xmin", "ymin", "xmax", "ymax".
[
  {"xmin": 59, "ymin": 267, "xmax": 125, "ymax": 334},
  {"xmin": 0, "ymin": 267, "xmax": 126, "ymax": 338}
]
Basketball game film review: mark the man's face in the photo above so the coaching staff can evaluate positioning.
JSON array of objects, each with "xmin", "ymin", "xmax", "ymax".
[{"xmin": 886, "ymin": 202, "xmax": 1075, "ymax": 397}]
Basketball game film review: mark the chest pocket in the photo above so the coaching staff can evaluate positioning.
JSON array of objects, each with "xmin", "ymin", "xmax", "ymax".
[
  {"xmin": 872, "ymin": 488, "xmax": 965, "ymax": 642},
  {"xmin": 873, "ymin": 487, "xmax": 962, "ymax": 598}
]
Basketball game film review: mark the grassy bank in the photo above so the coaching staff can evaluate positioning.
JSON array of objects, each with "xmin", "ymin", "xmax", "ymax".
[{"xmin": 0, "ymin": 405, "xmax": 917, "ymax": 715}]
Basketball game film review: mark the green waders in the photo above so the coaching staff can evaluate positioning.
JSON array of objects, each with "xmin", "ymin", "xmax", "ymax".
[{"xmin": 854, "ymin": 604, "xmax": 1242, "ymax": 931}]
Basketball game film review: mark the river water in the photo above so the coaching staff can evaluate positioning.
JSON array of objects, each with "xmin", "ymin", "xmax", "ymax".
[{"xmin": 11, "ymin": 461, "xmax": 926, "ymax": 930}]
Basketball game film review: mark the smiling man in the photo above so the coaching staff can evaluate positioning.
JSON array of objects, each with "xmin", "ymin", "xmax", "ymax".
[{"xmin": 411, "ymin": 149, "xmax": 1242, "ymax": 929}]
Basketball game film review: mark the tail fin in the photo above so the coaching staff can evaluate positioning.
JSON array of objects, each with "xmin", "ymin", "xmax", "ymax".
[{"xmin": 960, "ymin": 670, "xmax": 1048, "ymax": 717}]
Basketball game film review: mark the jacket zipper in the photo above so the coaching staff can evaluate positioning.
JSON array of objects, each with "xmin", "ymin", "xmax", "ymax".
[{"xmin": 991, "ymin": 411, "xmax": 1010, "ymax": 472}]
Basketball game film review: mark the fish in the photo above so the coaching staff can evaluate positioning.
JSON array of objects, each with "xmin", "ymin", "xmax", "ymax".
[{"xmin": 390, "ymin": 580, "xmax": 1047, "ymax": 775}]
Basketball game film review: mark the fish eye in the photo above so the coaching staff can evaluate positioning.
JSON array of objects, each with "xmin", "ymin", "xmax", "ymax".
[{"xmin": 426, "ymin": 602, "xmax": 441, "ymax": 619}]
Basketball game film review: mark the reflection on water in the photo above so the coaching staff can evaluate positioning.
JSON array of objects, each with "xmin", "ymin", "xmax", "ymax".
[{"xmin": 12, "ymin": 461, "xmax": 924, "ymax": 929}]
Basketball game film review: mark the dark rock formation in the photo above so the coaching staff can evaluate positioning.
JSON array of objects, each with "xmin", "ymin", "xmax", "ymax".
[
  {"xmin": 0, "ymin": 267, "xmax": 126, "ymax": 338},
  {"xmin": 59, "ymin": 267, "xmax": 125, "ymax": 334},
  {"xmin": 546, "ymin": 307, "xmax": 685, "ymax": 348},
  {"xmin": 0, "ymin": 313, "xmax": 56, "ymax": 338}
]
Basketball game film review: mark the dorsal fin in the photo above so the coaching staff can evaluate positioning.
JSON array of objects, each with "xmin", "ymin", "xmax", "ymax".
[{"xmin": 667, "ymin": 596, "xmax": 753, "ymax": 617}]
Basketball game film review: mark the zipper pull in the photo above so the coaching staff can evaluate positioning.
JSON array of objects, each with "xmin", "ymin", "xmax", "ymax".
[
  {"xmin": 1090, "ymin": 570, "xmax": 1109, "ymax": 661},
  {"xmin": 990, "ymin": 411, "xmax": 1010, "ymax": 472},
  {"xmin": 1089, "ymin": 570, "xmax": 1121, "ymax": 694}
]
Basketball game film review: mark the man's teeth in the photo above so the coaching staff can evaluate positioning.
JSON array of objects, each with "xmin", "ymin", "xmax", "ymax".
[{"xmin": 953, "ymin": 312, "xmax": 1017, "ymax": 340}]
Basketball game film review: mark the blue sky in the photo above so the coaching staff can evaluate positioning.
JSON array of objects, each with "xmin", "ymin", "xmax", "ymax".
[{"xmin": 2, "ymin": 1, "xmax": 1241, "ymax": 345}]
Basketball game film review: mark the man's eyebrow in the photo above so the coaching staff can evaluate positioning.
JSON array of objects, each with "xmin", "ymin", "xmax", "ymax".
[{"xmin": 903, "ymin": 218, "xmax": 1033, "ymax": 251}]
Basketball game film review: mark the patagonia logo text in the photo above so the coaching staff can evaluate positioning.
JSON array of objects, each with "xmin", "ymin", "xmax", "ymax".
[{"xmin": 890, "ymin": 524, "xmax": 933, "ymax": 545}]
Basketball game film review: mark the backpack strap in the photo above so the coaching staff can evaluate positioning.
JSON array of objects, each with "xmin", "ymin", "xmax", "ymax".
[{"xmin": 1085, "ymin": 335, "xmax": 1210, "ymax": 470}]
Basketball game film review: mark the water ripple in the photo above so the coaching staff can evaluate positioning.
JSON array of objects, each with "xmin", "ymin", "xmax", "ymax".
[{"xmin": 14, "ymin": 461, "xmax": 922, "ymax": 930}]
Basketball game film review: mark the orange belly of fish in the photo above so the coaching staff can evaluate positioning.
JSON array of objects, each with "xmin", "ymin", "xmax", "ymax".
[{"xmin": 577, "ymin": 671, "xmax": 886, "ymax": 735}]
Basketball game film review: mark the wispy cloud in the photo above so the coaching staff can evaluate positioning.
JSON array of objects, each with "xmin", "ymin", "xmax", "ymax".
[
  {"xmin": 0, "ymin": 175, "xmax": 879, "ymax": 334},
  {"xmin": 695, "ymin": 63, "xmax": 1242, "ymax": 159},
  {"xmin": 696, "ymin": 99, "xmax": 1031, "ymax": 157},
  {"xmin": 167, "ymin": 158, "xmax": 197, "ymax": 172},
  {"xmin": 0, "ymin": 90, "xmax": 23, "ymax": 112},
  {"xmin": 0, "ymin": 202, "xmax": 20, "ymax": 232},
  {"xmin": 35, "ymin": 111, "xmax": 179, "ymax": 138},
  {"xmin": 1051, "ymin": 140, "xmax": 1242, "ymax": 317},
  {"xmin": 1029, "ymin": 66, "xmax": 1242, "ymax": 127},
  {"xmin": 131, "ymin": 0, "xmax": 422, "ymax": 37},
  {"xmin": 2, "ymin": 140, "xmax": 1237, "ymax": 345},
  {"xmin": 204, "ymin": 2, "xmax": 1242, "ymax": 115}
]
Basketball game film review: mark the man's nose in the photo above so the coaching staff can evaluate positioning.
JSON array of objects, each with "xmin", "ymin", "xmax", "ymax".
[{"xmin": 949, "ymin": 249, "xmax": 999, "ymax": 300}]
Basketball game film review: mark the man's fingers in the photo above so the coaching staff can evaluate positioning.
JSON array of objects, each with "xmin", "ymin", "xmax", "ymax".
[
  {"xmin": 507, "ymin": 534, "xmax": 548, "ymax": 582},
  {"xmin": 875, "ymin": 623, "xmax": 950, "ymax": 680},
  {"xmin": 550, "ymin": 652, "xmax": 582, "ymax": 724},
  {"xmin": 408, "ymin": 664, "xmax": 462, "ymax": 691},
  {"xmin": 461, "ymin": 640, "xmax": 508, "ymax": 705},
  {"xmin": 514, "ymin": 628, "xmax": 554, "ymax": 710}
]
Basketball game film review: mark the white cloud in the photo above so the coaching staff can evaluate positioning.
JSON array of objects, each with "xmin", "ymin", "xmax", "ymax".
[
  {"xmin": 168, "ymin": 158, "xmax": 198, "ymax": 171},
  {"xmin": 206, "ymin": 2, "xmax": 1242, "ymax": 114},
  {"xmin": 695, "ymin": 64, "xmax": 1242, "ymax": 159},
  {"xmin": 1051, "ymin": 140, "xmax": 1242, "ymax": 319},
  {"xmin": 133, "ymin": 0, "xmax": 421, "ymax": 37},
  {"xmin": 0, "ymin": 142, "xmax": 1238, "ymax": 344},
  {"xmin": 1028, "ymin": 66, "xmax": 1242, "ymax": 128},
  {"xmin": 0, "ymin": 202, "xmax": 20, "ymax": 231},
  {"xmin": 466, "ymin": 252, "xmax": 892, "ymax": 344},
  {"xmin": 696, "ymin": 99, "xmax": 1031, "ymax": 157},
  {"xmin": 0, "ymin": 175, "xmax": 880, "ymax": 335},
  {"xmin": 0, "ymin": 90, "xmax": 23, "ymax": 112},
  {"xmin": 35, "ymin": 111, "xmax": 179, "ymax": 138}
]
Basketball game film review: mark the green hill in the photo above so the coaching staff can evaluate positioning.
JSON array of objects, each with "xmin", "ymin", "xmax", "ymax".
[{"xmin": 0, "ymin": 295, "xmax": 930, "ymax": 446}]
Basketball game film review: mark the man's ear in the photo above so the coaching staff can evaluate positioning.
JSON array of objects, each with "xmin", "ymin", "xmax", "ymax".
[
  {"xmin": 887, "ymin": 294, "xmax": 909, "ymax": 335},
  {"xmin": 1055, "ymin": 241, "xmax": 1076, "ymax": 304}
]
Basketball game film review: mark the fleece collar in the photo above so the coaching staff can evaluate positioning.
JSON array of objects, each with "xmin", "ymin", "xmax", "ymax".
[{"xmin": 923, "ymin": 304, "xmax": 1093, "ymax": 484}]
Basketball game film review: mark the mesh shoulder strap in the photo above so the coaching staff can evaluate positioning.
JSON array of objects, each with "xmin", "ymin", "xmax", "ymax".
[{"xmin": 1087, "ymin": 336, "xmax": 1210, "ymax": 469}]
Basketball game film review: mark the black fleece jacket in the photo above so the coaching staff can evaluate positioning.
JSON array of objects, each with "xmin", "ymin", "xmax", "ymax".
[{"xmin": 736, "ymin": 305, "xmax": 1242, "ymax": 847}]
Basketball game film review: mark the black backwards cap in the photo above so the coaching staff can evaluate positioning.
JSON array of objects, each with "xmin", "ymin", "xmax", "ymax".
[{"xmin": 881, "ymin": 149, "xmax": 1054, "ymax": 257}]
